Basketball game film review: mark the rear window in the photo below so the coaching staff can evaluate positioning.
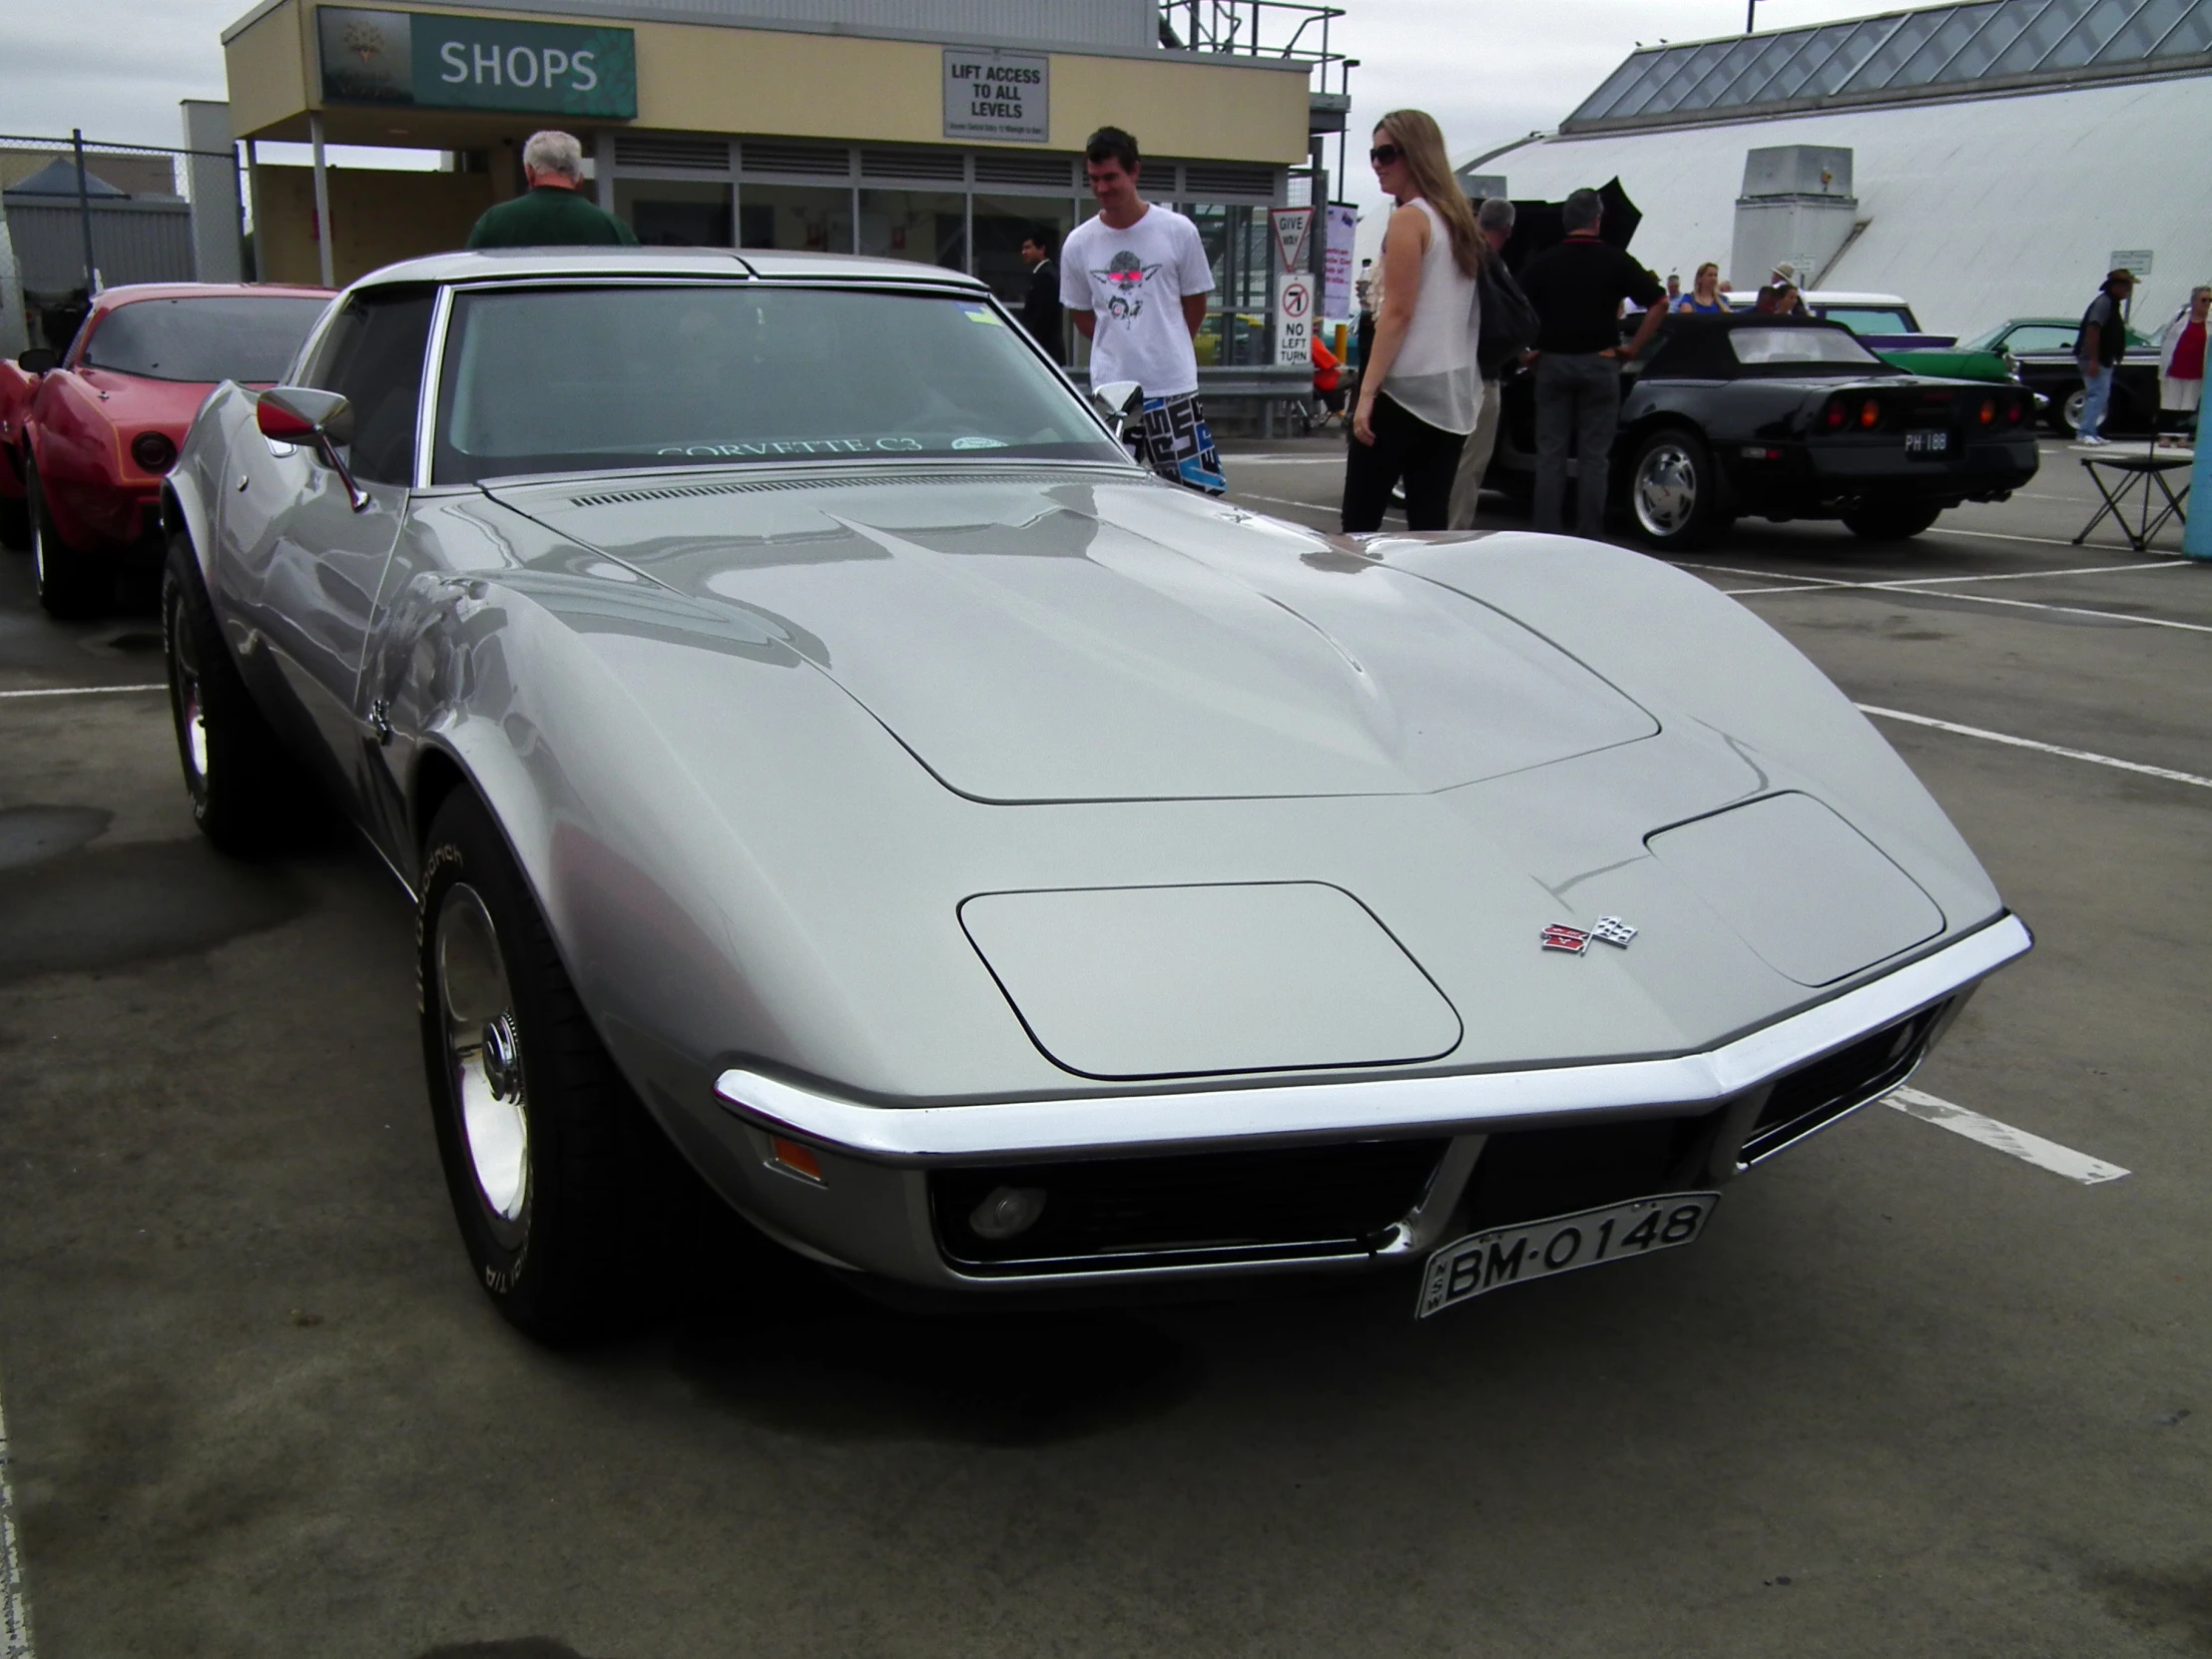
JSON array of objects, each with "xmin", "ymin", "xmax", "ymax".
[
  {"xmin": 81, "ymin": 295, "xmax": 329, "ymax": 383},
  {"xmin": 1819, "ymin": 306, "xmax": 1918, "ymax": 336},
  {"xmin": 1998, "ymin": 324, "xmax": 2079, "ymax": 354},
  {"xmin": 1729, "ymin": 327, "xmax": 1882, "ymax": 367}
]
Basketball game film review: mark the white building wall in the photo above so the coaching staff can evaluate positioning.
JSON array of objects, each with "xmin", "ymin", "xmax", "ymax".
[{"xmin": 1474, "ymin": 74, "xmax": 2212, "ymax": 337}]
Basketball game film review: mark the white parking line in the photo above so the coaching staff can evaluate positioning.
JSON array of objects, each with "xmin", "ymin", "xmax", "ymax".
[
  {"xmin": 1856, "ymin": 704, "xmax": 2212, "ymax": 790},
  {"xmin": 0, "ymin": 684, "xmax": 164, "ymax": 701},
  {"xmin": 1709, "ymin": 564, "xmax": 2212, "ymax": 633},
  {"xmin": 0, "ymin": 1377, "xmax": 34, "ymax": 1659},
  {"xmin": 1886, "ymin": 1086, "xmax": 2130, "ymax": 1184}
]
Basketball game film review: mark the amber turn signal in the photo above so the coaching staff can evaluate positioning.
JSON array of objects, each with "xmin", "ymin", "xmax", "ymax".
[{"xmin": 770, "ymin": 1136, "xmax": 824, "ymax": 1182}]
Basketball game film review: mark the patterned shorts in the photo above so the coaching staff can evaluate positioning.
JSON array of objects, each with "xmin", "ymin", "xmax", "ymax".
[{"xmin": 1124, "ymin": 390, "xmax": 1226, "ymax": 495}]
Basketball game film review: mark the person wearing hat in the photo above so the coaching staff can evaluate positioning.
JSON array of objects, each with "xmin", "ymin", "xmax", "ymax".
[{"xmin": 2075, "ymin": 268, "xmax": 2136, "ymax": 444}]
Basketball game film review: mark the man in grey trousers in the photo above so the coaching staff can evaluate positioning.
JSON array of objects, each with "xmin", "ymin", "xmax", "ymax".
[
  {"xmin": 1447, "ymin": 196, "xmax": 1525, "ymax": 529},
  {"xmin": 1516, "ymin": 189, "xmax": 1666, "ymax": 535}
]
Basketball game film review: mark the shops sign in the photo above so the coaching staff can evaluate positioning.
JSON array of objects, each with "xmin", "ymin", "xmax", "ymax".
[
  {"xmin": 943, "ymin": 48, "xmax": 1048, "ymax": 144},
  {"xmin": 317, "ymin": 7, "xmax": 639, "ymax": 119}
]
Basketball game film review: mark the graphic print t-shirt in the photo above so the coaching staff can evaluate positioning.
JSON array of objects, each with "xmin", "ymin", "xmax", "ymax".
[{"xmin": 1060, "ymin": 205, "xmax": 1215, "ymax": 398}]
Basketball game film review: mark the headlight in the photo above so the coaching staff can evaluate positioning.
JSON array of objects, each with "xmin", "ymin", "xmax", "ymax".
[{"xmin": 131, "ymin": 431, "xmax": 177, "ymax": 473}]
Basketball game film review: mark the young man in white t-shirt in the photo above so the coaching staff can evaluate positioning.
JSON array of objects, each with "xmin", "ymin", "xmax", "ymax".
[{"xmin": 1059, "ymin": 126, "xmax": 1225, "ymax": 494}]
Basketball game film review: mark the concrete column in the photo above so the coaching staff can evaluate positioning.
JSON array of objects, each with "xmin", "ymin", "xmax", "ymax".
[
  {"xmin": 308, "ymin": 111, "xmax": 334, "ymax": 288},
  {"xmin": 180, "ymin": 100, "xmax": 244, "ymax": 283}
]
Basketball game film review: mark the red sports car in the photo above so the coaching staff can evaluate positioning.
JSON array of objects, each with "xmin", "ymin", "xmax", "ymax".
[{"xmin": 2, "ymin": 282, "xmax": 331, "ymax": 615}]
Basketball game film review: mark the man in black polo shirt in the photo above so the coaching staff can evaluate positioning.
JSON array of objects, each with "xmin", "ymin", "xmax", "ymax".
[{"xmin": 1517, "ymin": 189, "xmax": 1666, "ymax": 534}]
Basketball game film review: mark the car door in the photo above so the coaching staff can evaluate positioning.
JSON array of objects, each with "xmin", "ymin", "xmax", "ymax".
[{"xmin": 224, "ymin": 284, "xmax": 435, "ymax": 827}]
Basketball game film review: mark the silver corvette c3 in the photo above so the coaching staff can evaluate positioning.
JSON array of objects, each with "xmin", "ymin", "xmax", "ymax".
[{"xmin": 160, "ymin": 249, "xmax": 2029, "ymax": 1341}]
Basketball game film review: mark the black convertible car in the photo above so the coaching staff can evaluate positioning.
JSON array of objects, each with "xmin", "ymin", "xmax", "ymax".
[{"xmin": 1484, "ymin": 314, "xmax": 2041, "ymax": 550}]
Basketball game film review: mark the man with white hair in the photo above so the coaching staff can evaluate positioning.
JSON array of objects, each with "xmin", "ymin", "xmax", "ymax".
[{"xmin": 466, "ymin": 131, "xmax": 637, "ymax": 250}]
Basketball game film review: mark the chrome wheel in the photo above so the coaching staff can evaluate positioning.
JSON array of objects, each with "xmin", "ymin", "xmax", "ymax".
[
  {"xmin": 436, "ymin": 881, "xmax": 531, "ymax": 1244},
  {"xmin": 1633, "ymin": 439, "xmax": 1699, "ymax": 539},
  {"xmin": 167, "ymin": 587, "xmax": 210, "ymax": 796},
  {"xmin": 2061, "ymin": 387, "xmax": 2086, "ymax": 436}
]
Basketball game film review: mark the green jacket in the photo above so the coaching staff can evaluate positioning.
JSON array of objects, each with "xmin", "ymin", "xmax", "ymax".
[{"xmin": 466, "ymin": 186, "xmax": 638, "ymax": 250}]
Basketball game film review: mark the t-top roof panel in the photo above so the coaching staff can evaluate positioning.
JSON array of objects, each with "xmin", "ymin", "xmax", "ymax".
[{"xmin": 1564, "ymin": 0, "xmax": 2212, "ymax": 130}]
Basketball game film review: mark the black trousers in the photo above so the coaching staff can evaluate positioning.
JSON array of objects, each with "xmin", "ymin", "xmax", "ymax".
[{"xmin": 1342, "ymin": 392, "xmax": 1466, "ymax": 533}]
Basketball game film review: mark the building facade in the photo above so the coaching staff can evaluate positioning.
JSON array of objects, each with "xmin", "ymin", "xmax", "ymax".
[
  {"xmin": 1460, "ymin": 0, "xmax": 2212, "ymax": 335},
  {"xmin": 223, "ymin": 0, "xmax": 1329, "ymax": 363}
]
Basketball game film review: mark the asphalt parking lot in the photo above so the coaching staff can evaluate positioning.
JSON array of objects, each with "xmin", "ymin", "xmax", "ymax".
[{"xmin": 1, "ymin": 436, "xmax": 2206, "ymax": 1658}]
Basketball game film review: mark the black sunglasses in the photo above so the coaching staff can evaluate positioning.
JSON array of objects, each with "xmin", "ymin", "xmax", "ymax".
[{"xmin": 1370, "ymin": 144, "xmax": 1403, "ymax": 166}]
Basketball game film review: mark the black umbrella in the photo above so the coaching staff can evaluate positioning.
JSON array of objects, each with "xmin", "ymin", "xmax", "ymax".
[{"xmin": 1485, "ymin": 177, "xmax": 1645, "ymax": 275}]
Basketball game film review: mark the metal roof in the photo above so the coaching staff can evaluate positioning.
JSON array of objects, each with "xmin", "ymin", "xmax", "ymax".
[{"xmin": 1566, "ymin": 0, "xmax": 2212, "ymax": 131}]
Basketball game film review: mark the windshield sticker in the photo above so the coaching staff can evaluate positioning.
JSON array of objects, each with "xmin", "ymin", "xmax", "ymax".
[
  {"xmin": 961, "ymin": 307, "xmax": 1002, "ymax": 326},
  {"xmin": 951, "ymin": 435, "xmax": 1008, "ymax": 449},
  {"xmin": 654, "ymin": 437, "xmax": 927, "ymax": 457}
]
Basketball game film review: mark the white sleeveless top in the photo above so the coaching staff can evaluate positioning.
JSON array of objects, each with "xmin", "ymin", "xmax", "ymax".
[{"xmin": 1382, "ymin": 198, "xmax": 1480, "ymax": 435}]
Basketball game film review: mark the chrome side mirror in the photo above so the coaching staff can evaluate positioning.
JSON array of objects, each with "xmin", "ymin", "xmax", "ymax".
[
  {"xmin": 257, "ymin": 385, "xmax": 368, "ymax": 512},
  {"xmin": 1091, "ymin": 379, "xmax": 1144, "ymax": 439}
]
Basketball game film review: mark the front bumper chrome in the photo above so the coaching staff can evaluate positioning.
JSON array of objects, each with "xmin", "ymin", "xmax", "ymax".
[{"xmin": 713, "ymin": 914, "xmax": 2030, "ymax": 1166}]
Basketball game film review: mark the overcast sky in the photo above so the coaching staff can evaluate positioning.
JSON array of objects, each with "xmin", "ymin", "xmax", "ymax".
[{"xmin": 2, "ymin": 0, "xmax": 1893, "ymax": 178}]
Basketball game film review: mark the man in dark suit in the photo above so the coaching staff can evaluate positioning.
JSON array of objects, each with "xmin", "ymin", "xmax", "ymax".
[{"xmin": 1019, "ymin": 227, "xmax": 1065, "ymax": 363}]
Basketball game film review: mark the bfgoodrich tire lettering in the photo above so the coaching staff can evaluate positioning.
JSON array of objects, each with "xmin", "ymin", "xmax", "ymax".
[
  {"xmin": 162, "ymin": 533, "xmax": 299, "ymax": 852},
  {"xmin": 418, "ymin": 789, "xmax": 662, "ymax": 1342}
]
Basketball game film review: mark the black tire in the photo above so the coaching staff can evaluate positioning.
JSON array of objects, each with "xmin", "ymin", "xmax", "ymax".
[
  {"xmin": 162, "ymin": 534, "xmax": 303, "ymax": 853},
  {"xmin": 0, "ymin": 479, "xmax": 27, "ymax": 552},
  {"xmin": 418, "ymin": 789, "xmax": 666, "ymax": 1342},
  {"xmin": 27, "ymin": 461, "xmax": 107, "ymax": 618},
  {"xmin": 1842, "ymin": 504, "xmax": 1942, "ymax": 541},
  {"xmin": 1625, "ymin": 426, "xmax": 1727, "ymax": 551}
]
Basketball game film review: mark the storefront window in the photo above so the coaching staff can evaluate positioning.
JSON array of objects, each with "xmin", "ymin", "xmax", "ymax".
[
  {"xmin": 740, "ymin": 185, "xmax": 854, "ymax": 255},
  {"xmin": 1184, "ymin": 205, "xmax": 1269, "ymax": 368},
  {"xmin": 857, "ymin": 189, "xmax": 966, "ymax": 272},
  {"xmin": 971, "ymin": 197, "xmax": 1074, "ymax": 309},
  {"xmin": 613, "ymin": 180, "xmax": 733, "ymax": 248}
]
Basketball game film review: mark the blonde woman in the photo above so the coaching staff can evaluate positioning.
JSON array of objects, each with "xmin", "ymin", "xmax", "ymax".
[
  {"xmin": 1344, "ymin": 110, "xmax": 1486, "ymax": 532},
  {"xmin": 1677, "ymin": 262, "xmax": 1727, "ymax": 315}
]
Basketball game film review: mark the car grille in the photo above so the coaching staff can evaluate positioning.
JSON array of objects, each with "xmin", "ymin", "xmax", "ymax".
[
  {"xmin": 931, "ymin": 1139, "xmax": 1450, "ymax": 1273},
  {"xmin": 1736, "ymin": 1000, "xmax": 1950, "ymax": 1167},
  {"xmin": 1460, "ymin": 1112, "xmax": 1722, "ymax": 1232}
]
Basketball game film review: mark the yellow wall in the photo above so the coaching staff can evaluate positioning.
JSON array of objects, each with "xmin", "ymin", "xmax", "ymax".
[
  {"xmin": 1047, "ymin": 51, "xmax": 1308, "ymax": 163},
  {"xmin": 226, "ymin": 0, "xmax": 1311, "ymax": 163},
  {"xmin": 258, "ymin": 165, "xmax": 495, "ymax": 285},
  {"xmin": 226, "ymin": 4, "xmax": 310, "ymax": 141}
]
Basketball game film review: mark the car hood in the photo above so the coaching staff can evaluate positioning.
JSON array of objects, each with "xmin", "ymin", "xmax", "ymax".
[
  {"xmin": 489, "ymin": 467, "xmax": 1659, "ymax": 803},
  {"xmin": 71, "ymin": 369, "xmax": 220, "ymax": 435}
]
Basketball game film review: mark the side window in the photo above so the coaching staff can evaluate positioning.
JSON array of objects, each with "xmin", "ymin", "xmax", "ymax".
[
  {"xmin": 301, "ymin": 285, "xmax": 436, "ymax": 486},
  {"xmin": 2006, "ymin": 325, "xmax": 2075, "ymax": 354}
]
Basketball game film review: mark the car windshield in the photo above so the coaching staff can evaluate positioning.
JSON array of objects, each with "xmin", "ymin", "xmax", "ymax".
[
  {"xmin": 81, "ymin": 296, "xmax": 329, "ymax": 382},
  {"xmin": 433, "ymin": 283, "xmax": 1126, "ymax": 483},
  {"xmin": 1728, "ymin": 326, "xmax": 1884, "ymax": 367},
  {"xmin": 1820, "ymin": 306, "xmax": 1918, "ymax": 335}
]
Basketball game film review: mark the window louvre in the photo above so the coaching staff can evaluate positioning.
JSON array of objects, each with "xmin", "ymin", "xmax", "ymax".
[
  {"xmin": 859, "ymin": 148, "xmax": 965, "ymax": 183},
  {"xmin": 740, "ymin": 142, "xmax": 852, "ymax": 179},
  {"xmin": 1179, "ymin": 163, "xmax": 1276, "ymax": 201},
  {"xmin": 612, "ymin": 135, "xmax": 730, "ymax": 172},
  {"xmin": 972, "ymin": 152, "xmax": 1077, "ymax": 190}
]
